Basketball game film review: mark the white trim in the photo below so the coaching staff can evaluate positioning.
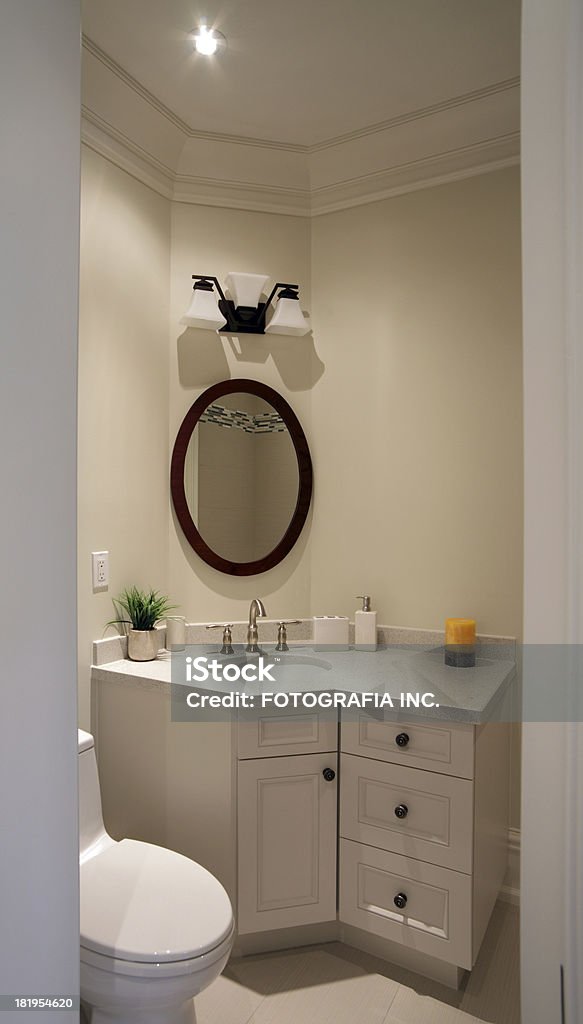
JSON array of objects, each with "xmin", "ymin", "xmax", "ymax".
[
  {"xmin": 82, "ymin": 35, "xmax": 307, "ymax": 153},
  {"xmin": 563, "ymin": 0, "xmax": 583, "ymax": 1014},
  {"xmin": 82, "ymin": 35, "xmax": 518, "ymax": 158},
  {"xmin": 310, "ymin": 139, "xmax": 520, "ymax": 216},
  {"xmin": 521, "ymin": 1, "xmax": 583, "ymax": 1019},
  {"xmin": 310, "ymin": 77, "xmax": 520, "ymax": 153},
  {"xmin": 81, "ymin": 114, "xmax": 520, "ymax": 217},
  {"xmin": 81, "ymin": 113, "xmax": 174, "ymax": 199},
  {"xmin": 499, "ymin": 888, "xmax": 520, "ymax": 907},
  {"xmin": 81, "ymin": 35, "xmax": 520, "ymax": 216},
  {"xmin": 173, "ymin": 173, "xmax": 310, "ymax": 217},
  {"xmin": 499, "ymin": 827, "xmax": 521, "ymax": 906}
]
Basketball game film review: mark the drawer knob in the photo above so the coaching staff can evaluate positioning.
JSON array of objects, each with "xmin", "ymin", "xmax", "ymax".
[
  {"xmin": 394, "ymin": 892, "xmax": 408, "ymax": 910},
  {"xmin": 394, "ymin": 803, "xmax": 409, "ymax": 819},
  {"xmin": 322, "ymin": 767, "xmax": 336, "ymax": 782},
  {"xmin": 395, "ymin": 732, "xmax": 410, "ymax": 748}
]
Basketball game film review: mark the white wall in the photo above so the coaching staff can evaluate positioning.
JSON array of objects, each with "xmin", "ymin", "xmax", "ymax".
[
  {"xmin": 521, "ymin": 0, "xmax": 583, "ymax": 1019},
  {"xmin": 78, "ymin": 148, "xmax": 171, "ymax": 727},
  {"xmin": 0, "ymin": 1, "xmax": 80, "ymax": 1014}
]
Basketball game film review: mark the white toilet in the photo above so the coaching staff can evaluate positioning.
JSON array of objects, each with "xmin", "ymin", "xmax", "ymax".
[{"xmin": 79, "ymin": 729, "xmax": 234, "ymax": 1024}]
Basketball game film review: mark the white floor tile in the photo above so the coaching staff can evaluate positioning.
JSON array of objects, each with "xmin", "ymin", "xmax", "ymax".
[
  {"xmin": 193, "ymin": 900, "xmax": 519, "ymax": 1024},
  {"xmin": 386, "ymin": 986, "xmax": 478, "ymax": 1024},
  {"xmin": 244, "ymin": 950, "xmax": 399, "ymax": 1024}
]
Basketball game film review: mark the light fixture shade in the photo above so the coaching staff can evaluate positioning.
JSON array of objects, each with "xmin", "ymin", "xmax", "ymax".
[
  {"xmin": 180, "ymin": 285, "xmax": 225, "ymax": 330},
  {"xmin": 265, "ymin": 294, "xmax": 310, "ymax": 336},
  {"xmin": 225, "ymin": 272, "xmax": 270, "ymax": 309}
]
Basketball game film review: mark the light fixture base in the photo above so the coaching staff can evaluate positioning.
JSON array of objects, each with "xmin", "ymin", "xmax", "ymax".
[{"xmin": 217, "ymin": 299, "xmax": 269, "ymax": 334}]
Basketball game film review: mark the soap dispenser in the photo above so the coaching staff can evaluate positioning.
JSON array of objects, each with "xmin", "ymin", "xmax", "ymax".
[{"xmin": 355, "ymin": 595, "xmax": 377, "ymax": 650}]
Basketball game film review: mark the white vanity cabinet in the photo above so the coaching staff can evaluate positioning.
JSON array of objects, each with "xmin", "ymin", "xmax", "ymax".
[
  {"xmin": 338, "ymin": 712, "xmax": 510, "ymax": 974},
  {"xmin": 236, "ymin": 709, "xmax": 338, "ymax": 935},
  {"xmin": 91, "ymin": 655, "xmax": 513, "ymax": 984}
]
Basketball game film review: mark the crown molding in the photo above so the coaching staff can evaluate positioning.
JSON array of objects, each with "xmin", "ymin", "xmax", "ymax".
[
  {"xmin": 173, "ymin": 173, "xmax": 310, "ymax": 216},
  {"xmin": 310, "ymin": 132, "xmax": 521, "ymax": 215},
  {"xmin": 310, "ymin": 76, "xmax": 521, "ymax": 153},
  {"xmin": 82, "ymin": 36, "xmax": 308, "ymax": 154},
  {"xmin": 81, "ymin": 111, "xmax": 175, "ymax": 199},
  {"xmin": 83, "ymin": 35, "xmax": 519, "ymax": 156},
  {"xmin": 81, "ymin": 111, "xmax": 520, "ymax": 216},
  {"xmin": 81, "ymin": 36, "xmax": 521, "ymax": 216},
  {"xmin": 82, "ymin": 36, "xmax": 190, "ymax": 137},
  {"xmin": 81, "ymin": 111, "xmax": 311, "ymax": 213}
]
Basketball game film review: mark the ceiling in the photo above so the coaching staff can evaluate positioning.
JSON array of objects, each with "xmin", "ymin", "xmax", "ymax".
[{"xmin": 81, "ymin": 0, "xmax": 521, "ymax": 149}]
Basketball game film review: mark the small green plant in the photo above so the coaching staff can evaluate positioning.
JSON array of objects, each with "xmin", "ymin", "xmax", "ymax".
[{"xmin": 108, "ymin": 586, "xmax": 176, "ymax": 632}]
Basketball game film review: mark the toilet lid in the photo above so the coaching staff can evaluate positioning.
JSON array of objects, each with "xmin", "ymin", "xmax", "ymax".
[{"xmin": 80, "ymin": 839, "xmax": 233, "ymax": 963}]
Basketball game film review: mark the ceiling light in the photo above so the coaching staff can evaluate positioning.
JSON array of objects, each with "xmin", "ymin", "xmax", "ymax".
[{"xmin": 192, "ymin": 25, "xmax": 226, "ymax": 56}]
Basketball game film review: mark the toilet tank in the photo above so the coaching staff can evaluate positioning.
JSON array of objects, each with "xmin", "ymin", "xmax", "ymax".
[{"xmin": 78, "ymin": 729, "xmax": 109, "ymax": 858}]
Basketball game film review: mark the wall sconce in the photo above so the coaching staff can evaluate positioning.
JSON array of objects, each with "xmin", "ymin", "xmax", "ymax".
[{"xmin": 180, "ymin": 272, "xmax": 310, "ymax": 336}]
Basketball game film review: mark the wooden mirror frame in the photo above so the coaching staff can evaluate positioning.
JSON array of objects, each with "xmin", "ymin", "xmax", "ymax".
[{"xmin": 170, "ymin": 379, "xmax": 313, "ymax": 576}]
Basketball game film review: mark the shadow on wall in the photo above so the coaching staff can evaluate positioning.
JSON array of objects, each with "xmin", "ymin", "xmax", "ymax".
[{"xmin": 177, "ymin": 328, "xmax": 325, "ymax": 392}]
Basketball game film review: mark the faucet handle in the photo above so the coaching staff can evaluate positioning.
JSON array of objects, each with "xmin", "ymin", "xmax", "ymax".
[
  {"xmin": 276, "ymin": 620, "xmax": 301, "ymax": 652},
  {"xmin": 206, "ymin": 623, "xmax": 234, "ymax": 655}
]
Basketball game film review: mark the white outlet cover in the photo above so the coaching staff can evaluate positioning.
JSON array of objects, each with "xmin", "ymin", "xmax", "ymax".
[{"xmin": 92, "ymin": 551, "xmax": 109, "ymax": 590}]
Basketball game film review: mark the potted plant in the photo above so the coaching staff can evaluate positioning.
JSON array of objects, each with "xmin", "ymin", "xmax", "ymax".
[{"xmin": 108, "ymin": 586, "xmax": 176, "ymax": 661}]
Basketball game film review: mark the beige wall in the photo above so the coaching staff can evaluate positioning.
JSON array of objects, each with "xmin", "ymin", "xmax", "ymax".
[
  {"xmin": 168, "ymin": 202, "xmax": 313, "ymax": 625},
  {"xmin": 310, "ymin": 167, "xmax": 523, "ymax": 824},
  {"xmin": 78, "ymin": 159, "xmax": 522, "ymax": 821},
  {"xmin": 78, "ymin": 148, "xmax": 171, "ymax": 726},
  {"xmin": 310, "ymin": 168, "xmax": 523, "ymax": 636}
]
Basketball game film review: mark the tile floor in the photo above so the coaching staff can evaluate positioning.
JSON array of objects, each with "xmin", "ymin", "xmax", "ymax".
[{"xmin": 196, "ymin": 902, "xmax": 519, "ymax": 1024}]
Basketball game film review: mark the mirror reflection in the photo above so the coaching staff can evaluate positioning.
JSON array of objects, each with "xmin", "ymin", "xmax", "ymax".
[{"xmin": 184, "ymin": 393, "xmax": 299, "ymax": 563}]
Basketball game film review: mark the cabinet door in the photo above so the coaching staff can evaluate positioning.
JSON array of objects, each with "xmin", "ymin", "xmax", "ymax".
[{"xmin": 237, "ymin": 752, "xmax": 338, "ymax": 934}]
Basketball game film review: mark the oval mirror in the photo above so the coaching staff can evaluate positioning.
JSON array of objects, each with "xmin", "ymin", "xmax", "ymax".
[{"xmin": 171, "ymin": 379, "xmax": 313, "ymax": 575}]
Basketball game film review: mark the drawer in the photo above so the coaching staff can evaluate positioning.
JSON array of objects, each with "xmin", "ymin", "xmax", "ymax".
[
  {"xmin": 340, "ymin": 754, "xmax": 473, "ymax": 873},
  {"xmin": 238, "ymin": 707, "xmax": 337, "ymax": 758},
  {"xmin": 341, "ymin": 713, "xmax": 474, "ymax": 779},
  {"xmin": 339, "ymin": 839, "xmax": 472, "ymax": 969}
]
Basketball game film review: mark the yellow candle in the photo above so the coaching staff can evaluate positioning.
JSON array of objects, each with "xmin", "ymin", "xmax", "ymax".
[{"xmin": 445, "ymin": 618, "xmax": 476, "ymax": 646}]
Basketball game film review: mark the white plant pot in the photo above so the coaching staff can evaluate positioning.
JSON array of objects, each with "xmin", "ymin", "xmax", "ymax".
[{"xmin": 127, "ymin": 629, "xmax": 159, "ymax": 661}]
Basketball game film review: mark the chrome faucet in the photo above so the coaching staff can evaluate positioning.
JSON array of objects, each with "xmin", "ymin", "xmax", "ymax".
[{"xmin": 246, "ymin": 598, "xmax": 266, "ymax": 653}]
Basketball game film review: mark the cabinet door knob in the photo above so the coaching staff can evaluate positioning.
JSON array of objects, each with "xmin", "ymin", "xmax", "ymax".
[
  {"xmin": 395, "ymin": 732, "xmax": 410, "ymax": 748},
  {"xmin": 394, "ymin": 803, "xmax": 409, "ymax": 819},
  {"xmin": 322, "ymin": 767, "xmax": 336, "ymax": 782},
  {"xmin": 394, "ymin": 892, "xmax": 408, "ymax": 910}
]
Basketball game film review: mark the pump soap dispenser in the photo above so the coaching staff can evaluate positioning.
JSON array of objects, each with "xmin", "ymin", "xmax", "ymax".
[{"xmin": 355, "ymin": 595, "xmax": 377, "ymax": 650}]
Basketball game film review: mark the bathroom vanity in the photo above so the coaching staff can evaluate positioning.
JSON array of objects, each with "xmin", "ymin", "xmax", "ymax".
[{"xmin": 90, "ymin": 632, "xmax": 515, "ymax": 988}]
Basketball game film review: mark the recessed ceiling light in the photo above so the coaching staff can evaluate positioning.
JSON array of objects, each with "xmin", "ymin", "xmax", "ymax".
[{"xmin": 192, "ymin": 25, "xmax": 226, "ymax": 57}]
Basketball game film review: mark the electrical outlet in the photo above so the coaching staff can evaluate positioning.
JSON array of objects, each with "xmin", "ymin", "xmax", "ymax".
[{"xmin": 91, "ymin": 551, "xmax": 109, "ymax": 590}]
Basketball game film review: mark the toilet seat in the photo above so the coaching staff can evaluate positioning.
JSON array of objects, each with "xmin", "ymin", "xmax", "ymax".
[
  {"xmin": 80, "ymin": 926, "xmax": 235, "ymax": 980},
  {"xmin": 80, "ymin": 839, "xmax": 234, "ymax": 966}
]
